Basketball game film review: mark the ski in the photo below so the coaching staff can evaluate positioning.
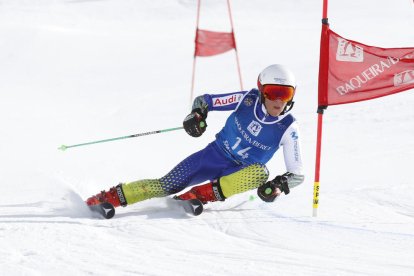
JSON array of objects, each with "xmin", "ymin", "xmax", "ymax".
[
  {"xmin": 87, "ymin": 199, "xmax": 203, "ymax": 219},
  {"xmin": 175, "ymin": 198, "xmax": 204, "ymax": 216},
  {"xmin": 88, "ymin": 202, "xmax": 116, "ymax": 219}
]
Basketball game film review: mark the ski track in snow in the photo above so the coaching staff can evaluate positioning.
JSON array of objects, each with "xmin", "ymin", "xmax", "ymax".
[{"xmin": 1, "ymin": 185, "xmax": 413, "ymax": 275}]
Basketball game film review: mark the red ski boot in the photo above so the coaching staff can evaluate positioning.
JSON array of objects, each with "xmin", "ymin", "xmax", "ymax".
[
  {"xmin": 175, "ymin": 181, "xmax": 225, "ymax": 204},
  {"xmin": 85, "ymin": 184, "xmax": 127, "ymax": 207}
]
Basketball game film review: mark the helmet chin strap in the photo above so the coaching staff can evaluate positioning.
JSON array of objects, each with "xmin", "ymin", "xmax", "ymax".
[{"xmin": 280, "ymin": 101, "xmax": 294, "ymax": 115}]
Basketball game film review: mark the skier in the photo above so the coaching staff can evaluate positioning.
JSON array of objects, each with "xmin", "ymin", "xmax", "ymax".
[{"xmin": 86, "ymin": 64, "xmax": 304, "ymax": 214}]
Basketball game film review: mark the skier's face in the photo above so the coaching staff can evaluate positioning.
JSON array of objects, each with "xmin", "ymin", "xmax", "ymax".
[{"xmin": 264, "ymin": 98, "xmax": 287, "ymax": 117}]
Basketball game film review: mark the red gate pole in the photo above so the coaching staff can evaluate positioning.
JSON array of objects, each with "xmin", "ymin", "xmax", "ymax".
[
  {"xmin": 313, "ymin": 107, "xmax": 326, "ymax": 217},
  {"xmin": 313, "ymin": 0, "xmax": 329, "ymax": 217}
]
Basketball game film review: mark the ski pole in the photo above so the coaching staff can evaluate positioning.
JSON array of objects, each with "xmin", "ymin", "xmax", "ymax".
[{"xmin": 58, "ymin": 126, "xmax": 184, "ymax": 151}]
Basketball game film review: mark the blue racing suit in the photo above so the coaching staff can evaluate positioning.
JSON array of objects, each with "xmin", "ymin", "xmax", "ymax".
[{"xmin": 122, "ymin": 89, "xmax": 304, "ymax": 204}]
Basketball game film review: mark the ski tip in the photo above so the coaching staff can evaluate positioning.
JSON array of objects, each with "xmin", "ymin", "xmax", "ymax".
[
  {"xmin": 89, "ymin": 202, "xmax": 115, "ymax": 219},
  {"xmin": 183, "ymin": 199, "xmax": 204, "ymax": 216},
  {"xmin": 171, "ymin": 197, "xmax": 204, "ymax": 216},
  {"xmin": 101, "ymin": 202, "xmax": 116, "ymax": 219}
]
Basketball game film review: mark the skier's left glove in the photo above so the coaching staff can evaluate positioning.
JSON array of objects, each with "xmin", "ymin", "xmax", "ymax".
[
  {"xmin": 257, "ymin": 174, "xmax": 290, "ymax": 203},
  {"xmin": 183, "ymin": 108, "xmax": 208, "ymax": 137}
]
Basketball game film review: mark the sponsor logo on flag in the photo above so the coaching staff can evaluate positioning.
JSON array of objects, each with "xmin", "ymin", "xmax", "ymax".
[
  {"xmin": 394, "ymin": 70, "xmax": 414, "ymax": 86},
  {"xmin": 335, "ymin": 56, "xmax": 399, "ymax": 95},
  {"xmin": 336, "ymin": 38, "xmax": 364, "ymax": 62}
]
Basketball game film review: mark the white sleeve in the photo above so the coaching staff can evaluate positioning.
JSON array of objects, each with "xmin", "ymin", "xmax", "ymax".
[{"xmin": 280, "ymin": 121, "xmax": 304, "ymax": 175}]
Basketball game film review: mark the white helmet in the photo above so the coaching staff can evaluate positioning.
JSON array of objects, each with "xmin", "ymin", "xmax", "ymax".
[
  {"xmin": 257, "ymin": 64, "xmax": 296, "ymax": 89},
  {"xmin": 257, "ymin": 64, "xmax": 297, "ymax": 114}
]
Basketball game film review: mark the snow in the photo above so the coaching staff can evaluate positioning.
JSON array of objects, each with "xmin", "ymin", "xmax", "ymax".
[{"xmin": 1, "ymin": 0, "xmax": 413, "ymax": 275}]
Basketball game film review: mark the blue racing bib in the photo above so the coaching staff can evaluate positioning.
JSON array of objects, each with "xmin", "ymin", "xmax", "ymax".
[{"xmin": 214, "ymin": 90, "xmax": 295, "ymax": 165}]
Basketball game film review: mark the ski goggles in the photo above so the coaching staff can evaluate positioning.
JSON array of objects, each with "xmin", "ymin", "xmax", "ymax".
[{"xmin": 260, "ymin": 84, "xmax": 295, "ymax": 102}]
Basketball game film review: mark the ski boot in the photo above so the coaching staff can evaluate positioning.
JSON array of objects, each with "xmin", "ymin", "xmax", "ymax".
[
  {"xmin": 86, "ymin": 184, "xmax": 127, "ymax": 208},
  {"xmin": 174, "ymin": 181, "xmax": 225, "ymax": 204}
]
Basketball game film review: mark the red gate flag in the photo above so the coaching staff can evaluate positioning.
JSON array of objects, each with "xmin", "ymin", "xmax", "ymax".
[
  {"xmin": 195, "ymin": 29, "xmax": 236, "ymax": 57},
  {"xmin": 319, "ymin": 26, "xmax": 414, "ymax": 106}
]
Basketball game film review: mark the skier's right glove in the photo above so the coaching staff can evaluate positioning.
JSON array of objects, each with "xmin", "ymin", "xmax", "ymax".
[
  {"xmin": 257, "ymin": 175, "xmax": 290, "ymax": 203},
  {"xmin": 183, "ymin": 108, "xmax": 208, "ymax": 137}
]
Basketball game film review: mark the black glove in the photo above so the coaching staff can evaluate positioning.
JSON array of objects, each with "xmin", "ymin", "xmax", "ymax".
[
  {"xmin": 183, "ymin": 108, "xmax": 207, "ymax": 137},
  {"xmin": 257, "ymin": 175, "xmax": 290, "ymax": 203}
]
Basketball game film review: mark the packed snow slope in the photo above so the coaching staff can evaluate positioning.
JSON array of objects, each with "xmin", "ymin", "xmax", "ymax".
[{"xmin": 0, "ymin": 0, "xmax": 413, "ymax": 275}]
